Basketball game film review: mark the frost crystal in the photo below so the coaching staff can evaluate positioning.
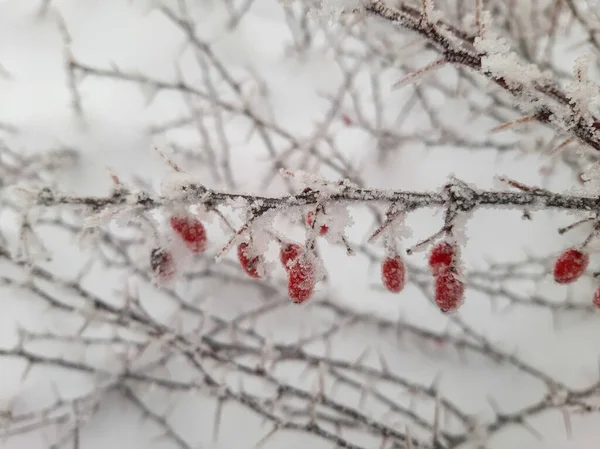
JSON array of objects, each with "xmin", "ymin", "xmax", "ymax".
[
  {"xmin": 565, "ymin": 56, "xmax": 600, "ymax": 126},
  {"xmin": 160, "ymin": 172, "xmax": 202, "ymax": 202},
  {"xmin": 309, "ymin": 0, "xmax": 368, "ymax": 20}
]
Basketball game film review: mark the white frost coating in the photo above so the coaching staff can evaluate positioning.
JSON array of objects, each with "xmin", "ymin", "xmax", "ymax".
[
  {"xmin": 381, "ymin": 211, "xmax": 410, "ymax": 257},
  {"xmin": 303, "ymin": 248, "xmax": 326, "ymax": 284},
  {"xmin": 308, "ymin": 0, "xmax": 368, "ymax": 20},
  {"xmin": 449, "ymin": 211, "xmax": 470, "ymax": 248},
  {"xmin": 245, "ymin": 211, "xmax": 278, "ymax": 272},
  {"xmin": 474, "ymin": 12, "xmax": 510, "ymax": 55},
  {"xmin": 280, "ymin": 168, "xmax": 358, "ymax": 196},
  {"xmin": 321, "ymin": 203, "xmax": 353, "ymax": 243},
  {"xmin": 474, "ymin": 11, "xmax": 545, "ymax": 115},
  {"xmin": 83, "ymin": 205, "xmax": 127, "ymax": 228},
  {"xmin": 191, "ymin": 204, "xmax": 210, "ymax": 221},
  {"xmin": 7, "ymin": 185, "xmax": 39, "ymax": 208},
  {"xmin": 159, "ymin": 172, "xmax": 200, "ymax": 200},
  {"xmin": 580, "ymin": 161, "xmax": 600, "ymax": 195},
  {"xmin": 565, "ymin": 56, "xmax": 600, "ymax": 126}
]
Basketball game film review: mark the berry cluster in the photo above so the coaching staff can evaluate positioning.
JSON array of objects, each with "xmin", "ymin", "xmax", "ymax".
[
  {"xmin": 429, "ymin": 241, "xmax": 464, "ymax": 313},
  {"xmin": 236, "ymin": 239, "xmax": 316, "ymax": 304},
  {"xmin": 149, "ymin": 208, "xmax": 598, "ymax": 313},
  {"xmin": 150, "ymin": 214, "xmax": 208, "ymax": 284},
  {"xmin": 232, "ymin": 211, "xmax": 323, "ymax": 303},
  {"xmin": 380, "ymin": 240, "xmax": 464, "ymax": 313}
]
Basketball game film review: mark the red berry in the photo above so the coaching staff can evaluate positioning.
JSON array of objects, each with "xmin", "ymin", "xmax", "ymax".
[
  {"xmin": 280, "ymin": 243, "xmax": 303, "ymax": 271},
  {"xmin": 434, "ymin": 269, "xmax": 465, "ymax": 313},
  {"xmin": 237, "ymin": 242, "xmax": 262, "ymax": 279},
  {"xmin": 429, "ymin": 241, "xmax": 455, "ymax": 274},
  {"xmin": 306, "ymin": 211, "xmax": 328, "ymax": 235},
  {"xmin": 170, "ymin": 215, "xmax": 207, "ymax": 254},
  {"xmin": 593, "ymin": 286, "xmax": 600, "ymax": 309},
  {"xmin": 553, "ymin": 248, "xmax": 589, "ymax": 284},
  {"xmin": 288, "ymin": 257, "xmax": 315, "ymax": 303},
  {"xmin": 150, "ymin": 248, "xmax": 176, "ymax": 282},
  {"xmin": 381, "ymin": 256, "xmax": 406, "ymax": 293}
]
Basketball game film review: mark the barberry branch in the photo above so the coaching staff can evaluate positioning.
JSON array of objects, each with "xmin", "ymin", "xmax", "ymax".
[
  {"xmin": 26, "ymin": 175, "xmax": 600, "ymax": 219},
  {"xmin": 365, "ymin": 0, "xmax": 600, "ymax": 152}
]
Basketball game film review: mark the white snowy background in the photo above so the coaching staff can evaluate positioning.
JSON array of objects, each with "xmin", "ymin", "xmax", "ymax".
[{"xmin": 1, "ymin": 0, "xmax": 600, "ymax": 448}]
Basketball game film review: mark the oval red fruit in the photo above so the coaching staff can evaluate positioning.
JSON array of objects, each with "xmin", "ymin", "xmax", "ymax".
[
  {"xmin": 150, "ymin": 248, "xmax": 176, "ymax": 282},
  {"xmin": 306, "ymin": 211, "xmax": 328, "ymax": 235},
  {"xmin": 593, "ymin": 286, "xmax": 600, "ymax": 309},
  {"xmin": 280, "ymin": 243, "xmax": 303, "ymax": 271},
  {"xmin": 288, "ymin": 258, "xmax": 315, "ymax": 303},
  {"xmin": 434, "ymin": 269, "xmax": 465, "ymax": 313},
  {"xmin": 170, "ymin": 215, "xmax": 207, "ymax": 254},
  {"xmin": 429, "ymin": 241, "xmax": 455, "ymax": 274},
  {"xmin": 237, "ymin": 242, "xmax": 262, "ymax": 279},
  {"xmin": 381, "ymin": 256, "xmax": 406, "ymax": 293},
  {"xmin": 553, "ymin": 248, "xmax": 588, "ymax": 284}
]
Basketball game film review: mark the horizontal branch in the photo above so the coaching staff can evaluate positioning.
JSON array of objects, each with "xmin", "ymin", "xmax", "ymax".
[{"xmin": 27, "ymin": 178, "xmax": 600, "ymax": 216}]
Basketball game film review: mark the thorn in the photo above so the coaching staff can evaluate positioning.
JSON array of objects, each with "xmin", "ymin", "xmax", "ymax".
[
  {"xmin": 558, "ymin": 217, "xmax": 594, "ymax": 235},
  {"xmin": 562, "ymin": 407, "xmax": 573, "ymax": 440},
  {"xmin": 213, "ymin": 399, "xmax": 223, "ymax": 443},
  {"xmin": 153, "ymin": 145, "xmax": 182, "ymax": 172},
  {"xmin": 475, "ymin": 0, "xmax": 483, "ymax": 36},
  {"xmin": 392, "ymin": 59, "xmax": 448, "ymax": 90},
  {"xmin": 489, "ymin": 115, "xmax": 535, "ymax": 133}
]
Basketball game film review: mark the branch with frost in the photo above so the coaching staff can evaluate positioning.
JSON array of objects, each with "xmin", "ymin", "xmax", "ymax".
[
  {"xmin": 22, "ymin": 173, "xmax": 600, "ymax": 219},
  {"xmin": 363, "ymin": 0, "xmax": 600, "ymax": 152}
]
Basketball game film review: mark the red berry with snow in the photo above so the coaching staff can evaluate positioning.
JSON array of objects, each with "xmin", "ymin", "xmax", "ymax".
[
  {"xmin": 170, "ymin": 215, "xmax": 207, "ymax": 254},
  {"xmin": 381, "ymin": 256, "xmax": 406, "ymax": 293},
  {"xmin": 553, "ymin": 248, "xmax": 589, "ymax": 284},
  {"xmin": 429, "ymin": 241, "xmax": 455, "ymax": 274},
  {"xmin": 305, "ymin": 211, "xmax": 328, "ymax": 235},
  {"xmin": 288, "ymin": 257, "xmax": 315, "ymax": 303},
  {"xmin": 150, "ymin": 248, "xmax": 176, "ymax": 282},
  {"xmin": 593, "ymin": 286, "xmax": 600, "ymax": 309},
  {"xmin": 237, "ymin": 242, "xmax": 262, "ymax": 279},
  {"xmin": 434, "ymin": 269, "xmax": 465, "ymax": 313},
  {"xmin": 280, "ymin": 243, "xmax": 303, "ymax": 272}
]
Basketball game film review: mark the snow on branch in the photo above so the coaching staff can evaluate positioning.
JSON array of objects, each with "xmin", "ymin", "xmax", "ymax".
[
  {"xmin": 364, "ymin": 0, "xmax": 600, "ymax": 152},
  {"xmin": 19, "ymin": 171, "xmax": 600, "ymax": 217}
]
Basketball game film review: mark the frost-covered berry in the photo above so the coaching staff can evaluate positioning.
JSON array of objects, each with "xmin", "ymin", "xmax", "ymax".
[
  {"xmin": 553, "ymin": 248, "xmax": 589, "ymax": 284},
  {"xmin": 280, "ymin": 243, "xmax": 303, "ymax": 271},
  {"xmin": 150, "ymin": 247, "xmax": 176, "ymax": 282},
  {"xmin": 429, "ymin": 241, "xmax": 455, "ymax": 274},
  {"xmin": 288, "ymin": 257, "xmax": 315, "ymax": 303},
  {"xmin": 434, "ymin": 269, "xmax": 464, "ymax": 313},
  {"xmin": 381, "ymin": 256, "xmax": 406, "ymax": 293},
  {"xmin": 305, "ymin": 211, "xmax": 328, "ymax": 235},
  {"xmin": 170, "ymin": 215, "xmax": 207, "ymax": 254},
  {"xmin": 593, "ymin": 286, "xmax": 600, "ymax": 309},
  {"xmin": 237, "ymin": 242, "xmax": 263, "ymax": 279}
]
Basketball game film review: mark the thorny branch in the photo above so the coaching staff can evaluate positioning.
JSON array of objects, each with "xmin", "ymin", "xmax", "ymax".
[{"xmin": 2, "ymin": 0, "xmax": 600, "ymax": 448}]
